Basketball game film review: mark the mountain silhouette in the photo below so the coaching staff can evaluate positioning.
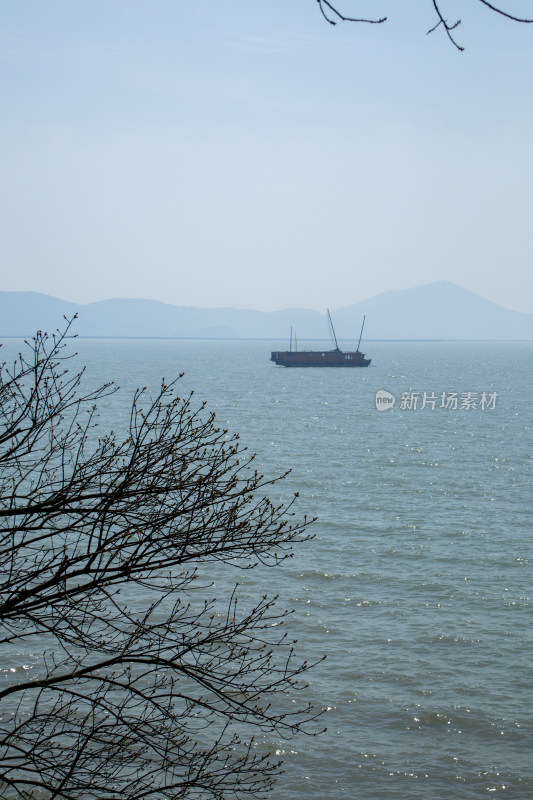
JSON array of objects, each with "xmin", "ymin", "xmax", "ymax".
[{"xmin": 1, "ymin": 282, "xmax": 531, "ymax": 340}]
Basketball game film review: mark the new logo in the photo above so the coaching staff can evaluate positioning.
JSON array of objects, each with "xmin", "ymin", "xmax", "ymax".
[{"xmin": 375, "ymin": 389, "xmax": 395, "ymax": 411}]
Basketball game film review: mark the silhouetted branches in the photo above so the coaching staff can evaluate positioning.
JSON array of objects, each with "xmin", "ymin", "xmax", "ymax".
[
  {"xmin": 0, "ymin": 321, "xmax": 322, "ymax": 799},
  {"xmin": 317, "ymin": 0, "xmax": 533, "ymax": 49},
  {"xmin": 316, "ymin": 0, "xmax": 386, "ymax": 26}
]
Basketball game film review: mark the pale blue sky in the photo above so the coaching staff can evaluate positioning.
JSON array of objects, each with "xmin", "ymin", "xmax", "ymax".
[{"xmin": 1, "ymin": 1, "xmax": 532, "ymax": 312}]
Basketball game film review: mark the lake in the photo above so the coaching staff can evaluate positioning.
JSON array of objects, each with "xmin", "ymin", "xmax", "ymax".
[{"xmin": 2, "ymin": 337, "xmax": 532, "ymax": 799}]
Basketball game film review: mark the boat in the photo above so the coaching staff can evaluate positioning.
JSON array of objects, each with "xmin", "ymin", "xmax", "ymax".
[{"xmin": 270, "ymin": 310, "xmax": 371, "ymax": 368}]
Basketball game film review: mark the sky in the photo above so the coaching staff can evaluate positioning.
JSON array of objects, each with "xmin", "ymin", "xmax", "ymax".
[{"xmin": 1, "ymin": 0, "xmax": 533, "ymax": 313}]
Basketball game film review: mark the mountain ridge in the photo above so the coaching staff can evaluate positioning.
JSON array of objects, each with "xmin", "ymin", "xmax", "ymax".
[{"xmin": 1, "ymin": 283, "xmax": 532, "ymax": 341}]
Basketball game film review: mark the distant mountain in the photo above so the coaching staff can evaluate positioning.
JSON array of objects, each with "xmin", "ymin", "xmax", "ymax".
[
  {"xmin": 0, "ymin": 292, "xmax": 323, "ymax": 339},
  {"xmin": 0, "ymin": 283, "xmax": 532, "ymax": 341},
  {"xmin": 333, "ymin": 282, "xmax": 533, "ymax": 341}
]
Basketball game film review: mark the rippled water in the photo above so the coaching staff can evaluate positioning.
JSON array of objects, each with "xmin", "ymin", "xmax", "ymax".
[{"xmin": 3, "ymin": 338, "xmax": 532, "ymax": 798}]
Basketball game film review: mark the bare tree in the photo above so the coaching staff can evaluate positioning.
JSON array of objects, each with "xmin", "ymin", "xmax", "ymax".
[
  {"xmin": 0, "ymin": 322, "xmax": 321, "ymax": 799},
  {"xmin": 316, "ymin": 0, "xmax": 533, "ymax": 50}
]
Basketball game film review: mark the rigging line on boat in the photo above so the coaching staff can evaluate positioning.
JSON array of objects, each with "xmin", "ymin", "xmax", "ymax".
[{"xmin": 327, "ymin": 308, "xmax": 340, "ymax": 351}]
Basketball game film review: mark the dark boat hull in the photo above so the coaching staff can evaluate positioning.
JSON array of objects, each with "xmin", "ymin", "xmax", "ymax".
[{"xmin": 271, "ymin": 350, "xmax": 371, "ymax": 367}]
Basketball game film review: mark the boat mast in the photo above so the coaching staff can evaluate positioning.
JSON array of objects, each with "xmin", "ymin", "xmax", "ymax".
[
  {"xmin": 356, "ymin": 315, "xmax": 366, "ymax": 352},
  {"xmin": 327, "ymin": 309, "xmax": 340, "ymax": 351},
  {"xmin": 290, "ymin": 326, "xmax": 293, "ymax": 352}
]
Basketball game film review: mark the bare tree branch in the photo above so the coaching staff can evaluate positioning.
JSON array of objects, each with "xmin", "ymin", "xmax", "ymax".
[
  {"xmin": 317, "ymin": 0, "xmax": 533, "ymax": 48},
  {"xmin": 0, "ymin": 322, "xmax": 323, "ymax": 799},
  {"xmin": 316, "ymin": 0, "xmax": 386, "ymax": 26},
  {"xmin": 475, "ymin": 0, "xmax": 533, "ymax": 23},
  {"xmin": 429, "ymin": 0, "xmax": 465, "ymax": 51}
]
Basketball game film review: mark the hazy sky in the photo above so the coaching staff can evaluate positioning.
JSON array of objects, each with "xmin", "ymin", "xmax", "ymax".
[{"xmin": 2, "ymin": 1, "xmax": 532, "ymax": 312}]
